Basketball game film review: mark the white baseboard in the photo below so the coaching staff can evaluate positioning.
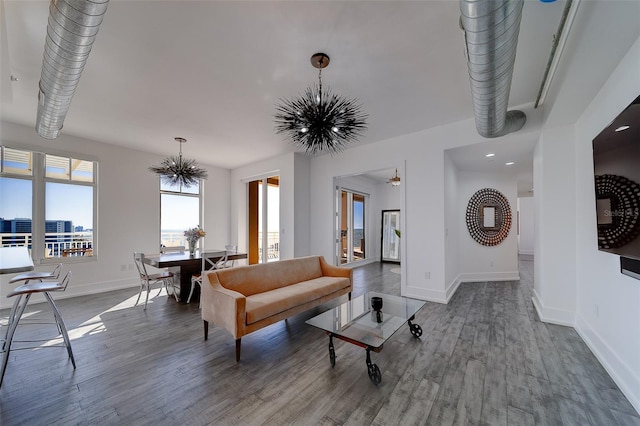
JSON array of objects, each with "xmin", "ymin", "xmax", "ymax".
[
  {"xmin": 531, "ymin": 289, "xmax": 576, "ymax": 326},
  {"xmin": 575, "ymin": 314, "xmax": 640, "ymax": 415},
  {"xmin": 456, "ymin": 271, "xmax": 520, "ymax": 283},
  {"xmin": 445, "ymin": 276, "xmax": 463, "ymax": 303},
  {"xmin": 442, "ymin": 271, "xmax": 521, "ymax": 305},
  {"xmin": 404, "ymin": 285, "xmax": 447, "ymax": 304}
]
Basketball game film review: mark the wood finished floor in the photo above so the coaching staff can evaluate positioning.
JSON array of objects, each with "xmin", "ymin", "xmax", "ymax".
[{"xmin": 1, "ymin": 259, "xmax": 639, "ymax": 425}]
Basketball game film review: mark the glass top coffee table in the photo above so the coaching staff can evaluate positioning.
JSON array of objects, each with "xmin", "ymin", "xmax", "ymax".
[{"xmin": 306, "ymin": 291, "xmax": 426, "ymax": 385}]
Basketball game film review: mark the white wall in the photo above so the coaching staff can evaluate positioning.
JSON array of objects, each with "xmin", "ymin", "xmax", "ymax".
[
  {"xmin": 532, "ymin": 124, "xmax": 577, "ymax": 326},
  {"xmin": 456, "ymin": 170, "xmax": 519, "ymax": 283},
  {"xmin": 443, "ymin": 150, "xmax": 459, "ymax": 297},
  {"xmin": 293, "ymin": 153, "xmax": 311, "ymax": 257},
  {"xmin": 572, "ymin": 36, "xmax": 640, "ymax": 414},
  {"xmin": 0, "ymin": 121, "xmax": 230, "ymax": 309},
  {"xmin": 309, "ymin": 117, "xmax": 542, "ymax": 303},
  {"xmin": 517, "ymin": 196, "xmax": 534, "ymax": 256}
]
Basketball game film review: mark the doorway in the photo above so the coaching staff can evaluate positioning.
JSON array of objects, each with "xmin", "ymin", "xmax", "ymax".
[
  {"xmin": 248, "ymin": 176, "xmax": 279, "ymax": 264},
  {"xmin": 381, "ymin": 210, "xmax": 400, "ymax": 263},
  {"xmin": 336, "ymin": 188, "xmax": 367, "ymax": 265}
]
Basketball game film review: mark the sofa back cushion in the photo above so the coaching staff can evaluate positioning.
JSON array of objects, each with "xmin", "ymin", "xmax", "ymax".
[{"xmin": 214, "ymin": 255, "xmax": 324, "ymax": 296}]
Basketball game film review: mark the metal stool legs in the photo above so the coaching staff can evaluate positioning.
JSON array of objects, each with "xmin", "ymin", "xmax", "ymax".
[
  {"xmin": 42, "ymin": 292, "xmax": 76, "ymax": 368},
  {"xmin": 1, "ymin": 273, "xmax": 76, "ymax": 388},
  {"xmin": 0, "ymin": 294, "xmax": 31, "ymax": 387}
]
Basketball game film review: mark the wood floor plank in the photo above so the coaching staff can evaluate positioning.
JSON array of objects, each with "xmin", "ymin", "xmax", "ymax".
[
  {"xmin": 507, "ymin": 405, "xmax": 535, "ymax": 426},
  {"xmin": 452, "ymin": 358, "xmax": 485, "ymax": 425},
  {"xmin": 528, "ymin": 375, "xmax": 564, "ymax": 426}
]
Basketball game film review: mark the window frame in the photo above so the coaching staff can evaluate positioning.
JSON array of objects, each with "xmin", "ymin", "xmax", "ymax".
[
  {"xmin": 0, "ymin": 145, "xmax": 98, "ymax": 264},
  {"xmin": 159, "ymin": 179, "xmax": 203, "ymax": 248}
]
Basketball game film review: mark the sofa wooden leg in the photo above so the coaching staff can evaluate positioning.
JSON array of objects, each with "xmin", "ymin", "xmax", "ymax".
[
  {"xmin": 235, "ymin": 339, "xmax": 241, "ymax": 362},
  {"xmin": 348, "ymin": 292, "xmax": 352, "ymax": 301},
  {"xmin": 203, "ymin": 320, "xmax": 209, "ymax": 340}
]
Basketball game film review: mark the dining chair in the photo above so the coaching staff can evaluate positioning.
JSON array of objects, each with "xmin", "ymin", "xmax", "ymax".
[
  {"xmin": 222, "ymin": 244, "xmax": 238, "ymax": 268},
  {"xmin": 133, "ymin": 252, "xmax": 176, "ymax": 309},
  {"xmin": 1, "ymin": 271, "xmax": 75, "ymax": 387},
  {"xmin": 187, "ymin": 251, "xmax": 228, "ymax": 304}
]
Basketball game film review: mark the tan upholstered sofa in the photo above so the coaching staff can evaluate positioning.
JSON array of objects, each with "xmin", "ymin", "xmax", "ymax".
[{"xmin": 201, "ymin": 255, "xmax": 352, "ymax": 361}]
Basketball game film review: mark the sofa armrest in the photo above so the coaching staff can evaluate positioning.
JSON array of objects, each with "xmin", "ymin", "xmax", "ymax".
[
  {"xmin": 201, "ymin": 271, "xmax": 247, "ymax": 339},
  {"xmin": 319, "ymin": 256, "xmax": 353, "ymax": 286}
]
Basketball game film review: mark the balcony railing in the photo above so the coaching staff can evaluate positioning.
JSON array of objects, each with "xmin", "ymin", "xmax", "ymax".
[
  {"xmin": 258, "ymin": 231, "xmax": 280, "ymax": 262},
  {"xmin": 161, "ymin": 231, "xmax": 189, "ymax": 249},
  {"xmin": 1, "ymin": 232, "xmax": 94, "ymax": 258},
  {"xmin": 1, "ymin": 231, "xmax": 280, "ymax": 261},
  {"xmin": 161, "ymin": 231, "xmax": 280, "ymax": 262}
]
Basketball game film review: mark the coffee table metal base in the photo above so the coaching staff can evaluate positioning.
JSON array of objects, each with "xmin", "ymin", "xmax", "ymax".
[{"xmin": 325, "ymin": 315, "xmax": 422, "ymax": 385}]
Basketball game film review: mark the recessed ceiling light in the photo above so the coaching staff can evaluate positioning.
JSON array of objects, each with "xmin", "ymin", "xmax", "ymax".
[
  {"xmin": 485, "ymin": 153, "xmax": 495, "ymax": 158},
  {"xmin": 615, "ymin": 125, "xmax": 630, "ymax": 132},
  {"xmin": 505, "ymin": 161, "xmax": 515, "ymax": 166}
]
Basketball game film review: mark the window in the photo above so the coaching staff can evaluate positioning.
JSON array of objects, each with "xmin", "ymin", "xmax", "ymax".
[
  {"xmin": 160, "ymin": 180, "xmax": 202, "ymax": 248},
  {"xmin": 0, "ymin": 146, "xmax": 97, "ymax": 262}
]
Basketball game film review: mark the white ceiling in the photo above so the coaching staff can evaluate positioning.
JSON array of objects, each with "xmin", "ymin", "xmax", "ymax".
[{"xmin": 1, "ymin": 0, "xmax": 567, "ymax": 179}]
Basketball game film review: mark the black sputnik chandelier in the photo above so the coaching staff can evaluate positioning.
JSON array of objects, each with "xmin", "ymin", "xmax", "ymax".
[
  {"xmin": 149, "ymin": 137, "xmax": 208, "ymax": 188},
  {"xmin": 274, "ymin": 53, "xmax": 368, "ymax": 155}
]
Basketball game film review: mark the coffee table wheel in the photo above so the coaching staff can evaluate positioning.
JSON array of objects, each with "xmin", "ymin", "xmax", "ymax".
[
  {"xmin": 329, "ymin": 346, "xmax": 336, "ymax": 367},
  {"xmin": 409, "ymin": 323, "xmax": 423, "ymax": 338},
  {"xmin": 368, "ymin": 363, "xmax": 382, "ymax": 385}
]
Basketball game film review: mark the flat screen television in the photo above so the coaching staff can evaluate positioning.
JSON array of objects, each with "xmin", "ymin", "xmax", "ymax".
[{"xmin": 592, "ymin": 94, "xmax": 640, "ymax": 278}]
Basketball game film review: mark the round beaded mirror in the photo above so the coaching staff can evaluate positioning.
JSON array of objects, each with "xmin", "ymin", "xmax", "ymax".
[{"xmin": 466, "ymin": 188, "xmax": 512, "ymax": 246}]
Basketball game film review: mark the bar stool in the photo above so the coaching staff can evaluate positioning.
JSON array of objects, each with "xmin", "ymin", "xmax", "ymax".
[
  {"xmin": 0, "ymin": 271, "xmax": 75, "ymax": 387},
  {"xmin": 8, "ymin": 263, "xmax": 62, "ymax": 284},
  {"xmin": 4, "ymin": 264, "xmax": 63, "ymax": 333}
]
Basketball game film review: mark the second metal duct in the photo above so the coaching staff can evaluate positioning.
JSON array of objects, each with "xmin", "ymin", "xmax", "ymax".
[
  {"xmin": 460, "ymin": 0, "xmax": 527, "ymax": 138},
  {"xmin": 36, "ymin": 0, "xmax": 109, "ymax": 139}
]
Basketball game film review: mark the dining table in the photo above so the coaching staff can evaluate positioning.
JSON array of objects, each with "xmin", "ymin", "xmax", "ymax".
[{"xmin": 143, "ymin": 249, "xmax": 247, "ymax": 303}]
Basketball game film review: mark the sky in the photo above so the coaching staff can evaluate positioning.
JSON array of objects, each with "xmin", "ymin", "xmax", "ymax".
[
  {"xmin": 0, "ymin": 177, "xmax": 94, "ymax": 229},
  {"xmin": 161, "ymin": 193, "xmax": 199, "ymax": 230},
  {"xmin": 354, "ymin": 200, "xmax": 364, "ymax": 229}
]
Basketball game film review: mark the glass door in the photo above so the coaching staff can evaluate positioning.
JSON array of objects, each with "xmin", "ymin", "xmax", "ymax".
[
  {"xmin": 336, "ymin": 188, "xmax": 367, "ymax": 265},
  {"xmin": 381, "ymin": 210, "xmax": 400, "ymax": 262},
  {"xmin": 248, "ymin": 176, "xmax": 279, "ymax": 264}
]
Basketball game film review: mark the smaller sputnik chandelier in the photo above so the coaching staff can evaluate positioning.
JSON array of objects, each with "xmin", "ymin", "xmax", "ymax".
[
  {"xmin": 149, "ymin": 137, "xmax": 208, "ymax": 188},
  {"xmin": 274, "ymin": 53, "xmax": 368, "ymax": 155}
]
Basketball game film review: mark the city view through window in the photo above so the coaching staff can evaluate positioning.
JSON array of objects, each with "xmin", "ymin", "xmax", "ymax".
[
  {"xmin": 1, "ymin": 178, "xmax": 95, "ymax": 257},
  {"xmin": 1, "ymin": 148, "xmax": 96, "ymax": 258}
]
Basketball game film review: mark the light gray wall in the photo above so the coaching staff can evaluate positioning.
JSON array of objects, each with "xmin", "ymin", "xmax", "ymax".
[
  {"xmin": 517, "ymin": 197, "xmax": 534, "ymax": 256},
  {"xmin": 293, "ymin": 153, "xmax": 311, "ymax": 258},
  {"xmin": 572, "ymin": 36, "xmax": 640, "ymax": 413}
]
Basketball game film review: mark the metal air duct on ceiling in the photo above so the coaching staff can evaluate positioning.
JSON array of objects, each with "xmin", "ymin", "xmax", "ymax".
[
  {"xmin": 460, "ymin": 0, "xmax": 527, "ymax": 138},
  {"xmin": 36, "ymin": 0, "xmax": 109, "ymax": 139}
]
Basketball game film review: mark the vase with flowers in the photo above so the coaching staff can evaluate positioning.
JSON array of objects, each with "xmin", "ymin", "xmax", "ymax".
[{"xmin": 184, "ymin": 225, "xmax": 206, "ymax": 255}]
